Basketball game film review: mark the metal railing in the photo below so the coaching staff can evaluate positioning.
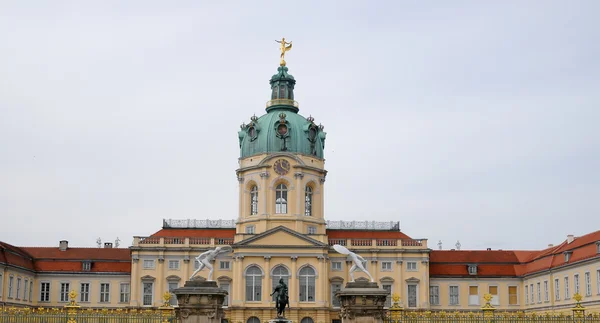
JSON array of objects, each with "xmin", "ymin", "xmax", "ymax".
[
  {"xmin": 266, "ymin": 99, "xmax": 299, "ymax": 108},
  {"xmin": 163, "ymin": 219, "xmax": 235, "ymax": 229},
  {"xmin": 326, "ymin": 220, "xmax": 400, "ymax": 231}
]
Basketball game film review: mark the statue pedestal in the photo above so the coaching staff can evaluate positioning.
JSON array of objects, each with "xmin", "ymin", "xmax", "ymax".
[
  {"xmin": 173, "ymin": 280, "xmax": 228, "ymax": 323},
  {"xmin": 269, "ymin": 318, "xmax": 292, "ymax": 323},
  {"xmin": 335, "ymin": 282, "xmax": 389, "ymax": 323}
]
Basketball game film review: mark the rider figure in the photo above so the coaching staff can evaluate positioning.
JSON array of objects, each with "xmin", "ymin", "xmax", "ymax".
[{"xmin": 270, "ymin": 278, "xmax": 289, "ymax": 316}]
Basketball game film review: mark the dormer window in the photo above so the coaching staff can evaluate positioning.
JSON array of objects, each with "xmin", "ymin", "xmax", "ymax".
[
  {"xmin": 468, "ymin": 264, "xmax": 478, "ymax": 275},
  {"xmin": 82, "ymin": 261, "xmax": 92, "ymax": 271},
  {"xmin": 564, "ymin": 251, "xmax": 572, "ymax": 263}
]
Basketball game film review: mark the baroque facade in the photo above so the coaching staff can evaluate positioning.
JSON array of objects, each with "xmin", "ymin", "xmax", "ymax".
[{"xmin": 1, "ymin": 63, "xmax": 600, "ymax": 323}]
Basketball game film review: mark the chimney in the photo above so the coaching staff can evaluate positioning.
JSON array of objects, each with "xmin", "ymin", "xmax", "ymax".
[
  {"xmin": 548, "ymin": 244, "xmax": 554, "ymax": 247},
  {"xmin": 104, "ymin": 242, "xmax": 113, "ymax": 248},
  {"xmin": 486, "ymin": 248, "xmax": 492, "ymax": 251},
  {"xmin": 567, "ymin": 235, "xmax": 575, "ymax": 244},
  {"xmin": 59, "ymin": 240, "xmax": 68, "ymax": 251}
]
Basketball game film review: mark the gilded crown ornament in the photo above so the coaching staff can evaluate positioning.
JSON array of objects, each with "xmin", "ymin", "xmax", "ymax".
[{"xmin": 275, "ymin": 37, "xmax": 292, "ymax": 66}]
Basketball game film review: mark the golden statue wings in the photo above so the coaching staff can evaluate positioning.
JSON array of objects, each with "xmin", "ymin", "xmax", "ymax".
[{"xmin": 275, "ymin": 38, "xmax": 292, "ymax": 66}]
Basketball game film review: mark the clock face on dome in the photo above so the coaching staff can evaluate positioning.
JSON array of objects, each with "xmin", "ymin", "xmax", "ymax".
[{"xmin": 273, "ymin": 159, "xmax": 291, "ymax": 175}]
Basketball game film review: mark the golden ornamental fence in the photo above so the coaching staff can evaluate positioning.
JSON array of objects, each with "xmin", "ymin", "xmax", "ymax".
[
  {"xmin": 385, "ymin": 293, "xmax": 600, "ymax": 323},
  {"xmin": 1, "ymin": 291, "xmax": 177, "ymax": 323}
]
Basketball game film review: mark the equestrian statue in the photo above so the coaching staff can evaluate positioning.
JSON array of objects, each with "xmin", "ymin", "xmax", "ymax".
[{"xmin": 270, "ymin": 278, "xmax": 290, "ymax": 317}]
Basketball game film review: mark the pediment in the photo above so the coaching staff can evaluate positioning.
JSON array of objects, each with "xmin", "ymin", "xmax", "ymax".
[
  {"xmin": 405, "ymin": 277, "xmax": 420, "ymax": 283},
  {"xmin": 234, "ymin": 226, "xmax": 327, "ymax": 248}
]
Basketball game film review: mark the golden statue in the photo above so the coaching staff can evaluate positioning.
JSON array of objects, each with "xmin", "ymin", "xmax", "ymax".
[{"xmin": 275, "ymin": 37, "xmax": 292, "ymax": 66}]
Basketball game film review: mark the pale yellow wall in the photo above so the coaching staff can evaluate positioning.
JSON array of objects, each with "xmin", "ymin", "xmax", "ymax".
[
  {"xmin": 34, "ymin": 274, "xmax": 130, "ymax": 307},
  {"xmin": 522, "ymin": 258, "xmax": 600, "ymax": 313},
  {"xmin": 1, "ymin": 266, "xmax": 35, "ymax": 306},
  {"xmin": 430, "ymin": 278, "xmax": 522, "ymax": 311}
]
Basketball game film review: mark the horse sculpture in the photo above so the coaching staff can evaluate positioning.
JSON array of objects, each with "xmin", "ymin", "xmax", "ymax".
[{"xmin": 270, "ymin": 278, "xmax": 290, "ymax": 317}]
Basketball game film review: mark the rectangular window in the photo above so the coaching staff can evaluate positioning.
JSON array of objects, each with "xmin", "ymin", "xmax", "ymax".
[
  {"xmin": 60, "ymin": 283, "xmax": 70, "ymax": 302},
  {"xmin": 332, "ymin": 261, "xmax": 342, "ymax": 271},
  {"xmin": 508, "ymin": 286, "xmax": 518, "ymax": 305},
  {"xmin": 381, "ymin": 261, "xmax": 392, "ymax": 271},
  {"xmin": 8, "ymin": 276, "xmax": 14, "ymax": 298},
  {"xmin": 40, "ymin": 282, "xmax": 50, "ymax": 302},
  {"xmin": 489, "ymin": 286, "xmax": 499, "ymax": 305},
  {"xmin": 220, "ymin": 261, "xmax": 231, "ymax": 270},
  {"xmin": 120, "ymin": 283, "xmax": 130, "ymax": 303},
  {"xmin": 564, "ymin": 277, "xmax": 570, "ymax": 299},
  {"xmin": 536, "ymin": 282, "xmax": 541, "ymax": 303},
  {"xmin": 331, "ymin": 283, "xmax": 342, "ymax": 307},
  {"xmin": 544, "ymin": 281, "xmax": 549, "ymax": 302},
  {"xmin": 143, "ymin": 282, "xmax": 153, "ymax": 306},
  {"xmin": 555, "ymin": 278, "xmax": 560, "ymax": 301},
  {"xmin": 597, "ymin": 270, "xmax": 600, "ymax": 295},
  {"xmin": 168, "ymin": 260, "xmax": 180, "ymax": 270},
  {"xmin": 245, "ymin": 225, "xmax": 255, "ymax": 234},
  {"xmin": 100, "ymin": 283, "xmax": 110, "ymax": 303},
  {"xmin": 168, "ymin": 282, "xmax": 178, "ymax": 306},
  {"xmin": 429, "ymin": 286, "xmax": 440, "ymax": 305},
  {"xmin": 530, "ymin": 284, "xmax": 534, "ymax": 303},
  {"xmin": 220, "ymin": 282, "xmax": 230, "ymax": 307},
  {"xmin": 29, "ymin": 281, "xmax": 33, "ymax": 301},
  {"xmin": 307, "ymin": 226, "xmax": 317, "ymax": 235},
  {"xmin": 16, "ymin": 278, "xmax": 21, "ymax": 299},
  {"xmin": 23, "ymin": 279, "xmax": 28, "ymax": 301},
  {"xmin": 585, "ymin": 272, "xmax": 591, "ymax": 296},
  {"xmin": 246, "ymin": 275, "xmax": 262, "ymax": 301},
  {"xmin": 82, "ymin": 261, "xmax": 91, "ymax": 271},
  {"xmin": 449, "ymin": 286, "xmax": 459, "ymax": 305},
  {"xmin": 574, "ymin": 274, "xmax": 580, "ymax": 295},
  {"xmin": 469, "ymin": 286, "xmax": 479, "ymax": 305},
  {"xmin": 299, "ymin": 275, "xmax": 315, "ymax": 302},
  {"xmin": 382, "ymin": 284, "xmax": 392, "ymax": 307},
  {"xmin": 80, "ymin": 283, "xmax": 90, "ymax": 302},
  {"xmin": 468, "ymin": 265, "xmax": 477, "ymax": 275},
  {"xmin": 143, "ymin": 259, "xmax": 155, "ymax": 269},
  {"xmin": 406, "ymin": 262, "xmax": 417, "ymax": 271},
  {"xmin": 525, "ymin": 285, "xmax": 529, "ymax": 304}
]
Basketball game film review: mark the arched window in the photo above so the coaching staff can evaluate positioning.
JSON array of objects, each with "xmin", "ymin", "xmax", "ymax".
[
  {"xmin": 304, "ymin": 186, "xmax": 313, "ymax": 216},
  {"xmin": 275, "ymin": 184, "xmax": 287, "ymax": 214},
  {"xmin": 245, "ymin": 266, "xmax": 262, "ymax": 301},
  {"xmin": 250, "ymin": 185, "xmax": 258, "ymax": 215},
  {"xmin": 271, "ymin": 265, "xmax": 290, "ymax": 301},
  {"xmin": 299, "ymin": 266, "xmax": 316, "ymax": 302},
  {"xmin": 247, "ymin": 317, "xmax": 260, "ymax": 323},
  {"xmin": 301, "ymin": 318, "xmax": 314, "ymax": 323}
]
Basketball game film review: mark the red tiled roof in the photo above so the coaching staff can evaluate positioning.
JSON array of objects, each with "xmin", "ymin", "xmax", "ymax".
[
  {"xmin": 430, "ymin": 250, "xmax": 520, "ymax": 263},
  {"xmin": 431, "ymin": 230, "xmax": 600, "ymax": 278},
  {"xmin": 430, "ymin": 264, "xmax": 518, "ymax": 277},
  {"xmin": 326, "ymin": 230, "xmax": 411, "ymax": 239},
  {"xmin": 34, "ymin": 260, "xmax": 130, "ymax": 273},
  {"xmin": 150, "ymin": 228, "xmax": 236, "ymax": 238},
  {"xmin": 0, "ymin": 242, "xmax": 35, "ymax": 271},
  {"xmin": 0, "ymin": 242, "xmax": 132, "ymax": 274},
  {"xmin": 22, "ymin": 247, "xmax": 130, "ymax": 261}
]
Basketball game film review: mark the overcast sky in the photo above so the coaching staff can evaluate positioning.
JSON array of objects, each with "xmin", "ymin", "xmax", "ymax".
[{"xmin": 1, "ymin": 1, "xmax": 599, "ymax": 251}]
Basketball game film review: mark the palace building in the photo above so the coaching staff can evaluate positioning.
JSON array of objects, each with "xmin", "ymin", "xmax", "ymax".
[{"xmin": 1, "ymin": 62, "xmax": 600, "ymax": 322}]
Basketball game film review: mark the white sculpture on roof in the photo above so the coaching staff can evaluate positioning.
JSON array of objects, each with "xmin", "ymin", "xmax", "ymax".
[
  {"xmin": 189, "ymin": 246, "xmax": 232, "ymax": 281},
  {"xmin": 332, "ymin": 244, "xmax": 374, "ymax": 282}
]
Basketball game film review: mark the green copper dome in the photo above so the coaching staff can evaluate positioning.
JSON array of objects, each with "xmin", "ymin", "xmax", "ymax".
[{"xmin": 238, "ymin": 66, "xmax": 326, "ymax": 159}]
